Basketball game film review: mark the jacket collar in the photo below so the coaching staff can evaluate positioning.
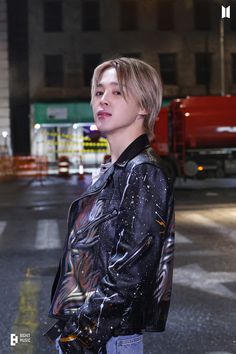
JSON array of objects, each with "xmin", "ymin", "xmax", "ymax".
[
  {"xmin": 115, "ymin": 134, "xmax": 150, "ymax": 167},
  {"xmin": 71, "ymin": 134, "xmax": 150, "ymax": 203}
]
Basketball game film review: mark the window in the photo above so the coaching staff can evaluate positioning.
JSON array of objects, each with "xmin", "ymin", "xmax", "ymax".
[
  {"xmin": 59, "ymin": 127, "xmax": 69, "ymax": 136},
  {"xmin": 43, "ymin": 1, "xmax": 63, "ymax": 32},
  {"xmin": 44, "ymin": 55, "xmax": 64, "ymax": 87},
  {"xmin": 194, "ymin": 0, "xmax": 211, "ymax": 30},
  {"xmin": 82, "ymin": 0, "xmax": 100, "ymax": 31},
  {"xmin": 157, "ymin": 0, "xmax": 174, "ymax": 30},
  {"xmin": 232, "ymin": 54, "xmax": 236, "ymax": 84},
  {"xmin": 159, "ymin": 54, "xmax": 177, "ymax": 85},
  {"xmin": 83, "ymin": 54, "xmax": 101, "ymax": 87},
  {"xmin": 195, "ymin": 53, "xmax": 211, "ymax": 85},
  {"xmin": 120, "ymin": 1, "xmax": 138, "ymax": 31},
  {"xmin": 47, "ymin": 127, "xmax": 57, "ymax": 140}
]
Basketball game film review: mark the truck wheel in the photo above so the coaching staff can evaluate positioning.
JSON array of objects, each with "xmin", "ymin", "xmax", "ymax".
[{"xmin": 184, "ymin": 160, "xmax": 198, "ymax": 177}]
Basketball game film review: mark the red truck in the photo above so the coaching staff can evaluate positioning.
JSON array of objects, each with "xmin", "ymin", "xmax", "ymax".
[{"xmin": 152, "ymin": 95, "xmax": 236, "ymax": 179}]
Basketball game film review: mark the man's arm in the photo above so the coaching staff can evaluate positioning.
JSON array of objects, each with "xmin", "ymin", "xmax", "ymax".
[{"xmin": 59, "ymin": 163, "xmax": 175, "ymax": 353}]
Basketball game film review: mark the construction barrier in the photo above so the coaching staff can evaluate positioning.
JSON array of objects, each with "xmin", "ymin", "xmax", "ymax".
[
  {"xmin": 0, "ymin": 156, "xmax": 49, "ymax": 181},
  {"xmin": 58, "ymin": 156, "xmax": 70, "ymax": 177},
  {"xmin": 13, "ymin": 156, "xmax": 48, "ymax": 178},
  {"xmin": 0, "ymin": 156, "xmax": 14, "ymax": 181}
]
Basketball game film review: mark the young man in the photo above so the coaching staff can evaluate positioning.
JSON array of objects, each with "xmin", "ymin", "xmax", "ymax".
[{"xmin": 45, "ymin": 57, "xmax": 175, "ymax": 354}]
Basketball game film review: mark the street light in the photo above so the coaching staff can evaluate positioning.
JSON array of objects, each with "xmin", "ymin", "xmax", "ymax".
[
  {"xmin": 73, "ymin": 123, "xmax": 79, "ymax": 130},
  {"xmin": 90, "ymin": 124, "xmax": 98, "ymax": 131},
  {"xmin": 34, "ymin": 123, "xmax": 41, "ymax": 130},
  {"xmin": 1, "ymin": 131, "xmax": 9, "ymax": 155},
  {"xmin": 2, "ymin": 131, "xmax": 8, "ymax": 145},
  {"xmin": 2, "ymin": 131, "xmax": 8, "ymax": 139}
]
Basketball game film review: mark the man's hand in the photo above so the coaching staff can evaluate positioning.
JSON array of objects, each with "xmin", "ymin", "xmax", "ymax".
[{"xmin": 59, "ymin": 335, "xmax": 84, "ymax": 354}]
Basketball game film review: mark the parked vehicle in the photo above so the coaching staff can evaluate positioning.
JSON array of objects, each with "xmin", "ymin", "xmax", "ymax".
[{"xmin": 151, "ymin": 96, "xmax": 236, "ymax": 179}]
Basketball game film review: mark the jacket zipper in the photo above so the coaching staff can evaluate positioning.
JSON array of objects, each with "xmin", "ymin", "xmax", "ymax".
[{"xmin": 116, "ymin": 235, "xmax": 153, "ymax": 271}]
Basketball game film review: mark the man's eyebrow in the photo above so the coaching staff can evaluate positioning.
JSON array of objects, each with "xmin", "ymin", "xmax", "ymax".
[{"xmin": 96, "ymin": 82, "xmax": 119, "ymax": 87}]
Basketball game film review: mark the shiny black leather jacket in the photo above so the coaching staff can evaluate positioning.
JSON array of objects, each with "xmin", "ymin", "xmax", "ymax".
[{"xmin": 49, "ymin": 134, "xmax": 175, "ymax": 353}]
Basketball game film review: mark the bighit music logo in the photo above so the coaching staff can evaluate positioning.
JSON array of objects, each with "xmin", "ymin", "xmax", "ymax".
[
  {"xmin": 10, "ymin": 332, "xmax": 31, "ymax": 346},
  {"xmin": 10, "ymin": 334, "xmax": 18, "ymax": 346}
]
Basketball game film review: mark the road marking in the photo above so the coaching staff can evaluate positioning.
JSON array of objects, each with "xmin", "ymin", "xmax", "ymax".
[
  {"xmin": 11, "ymin": 274, "xmax": 41, "ymax": 353},
  {"xmin": 0, "ymin": 221, "xmax": 6, "ymax": 237},
  {"xmin": 175, "ymin": 231, "xmax": 192, "ymax": 244},
  {"xmin": 174, "ymin": 263, "xmax": 236, "ymax": 300},
  {"xmin": 179, "ymin": 213, "xmax": 236, "ymax": 243},
  {"xmin": 35, "ymin": 219, "xmax": 61, "ymax": 249}
]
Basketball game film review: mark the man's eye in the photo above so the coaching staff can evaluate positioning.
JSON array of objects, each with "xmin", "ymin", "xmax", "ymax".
[{"xmin": 95, "ymin": 91, "xmax": 103, "ymax": 96}]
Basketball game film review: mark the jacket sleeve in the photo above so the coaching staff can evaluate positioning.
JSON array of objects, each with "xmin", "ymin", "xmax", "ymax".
[{"xmin": 60, "ymin": 163, "xmax": 175, "ymax": 353}]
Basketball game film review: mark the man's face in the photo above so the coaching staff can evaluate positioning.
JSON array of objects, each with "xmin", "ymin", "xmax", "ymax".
[{"xmin": 92, "ymin": 67, "xmax": 146, "ymax": 137}]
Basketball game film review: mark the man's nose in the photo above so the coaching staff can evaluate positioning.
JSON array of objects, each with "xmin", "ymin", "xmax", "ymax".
[{"xmin": 100, "ymin": 91, "xmax": 110, "ymax": 105}]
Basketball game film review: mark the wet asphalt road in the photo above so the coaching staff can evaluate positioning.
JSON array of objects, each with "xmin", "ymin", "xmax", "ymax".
[{"xmin": 0, "ymin": 175, "xmax": 236, "ymax": 354}]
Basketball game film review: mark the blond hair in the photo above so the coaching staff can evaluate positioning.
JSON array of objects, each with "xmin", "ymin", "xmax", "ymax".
[{"xmin": 91, "ymin": 57, "xmax": 163, "ymax": 140}]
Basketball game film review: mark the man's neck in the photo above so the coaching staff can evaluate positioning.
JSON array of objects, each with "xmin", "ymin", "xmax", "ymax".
[{"xmin": 106, "ymin": 129, "xmax": 145, "ymax": 163}]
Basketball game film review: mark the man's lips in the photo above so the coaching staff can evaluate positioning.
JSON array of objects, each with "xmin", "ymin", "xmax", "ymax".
[{"xmin": 97, "ymin": 110, "xmax": 112, "ymax": 119}]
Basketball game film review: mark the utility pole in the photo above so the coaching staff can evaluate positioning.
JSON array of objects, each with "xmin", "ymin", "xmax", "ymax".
[{"xmin": 220, "ymin": 4, "xmax": 230, "ymax": 96}]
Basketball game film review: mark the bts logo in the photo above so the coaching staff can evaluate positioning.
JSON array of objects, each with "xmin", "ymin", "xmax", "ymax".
[
  {"xmin": 10, "ymin": 333, "xmax": 19, "ymax": 346},
  {"xmin": 221, "ymin": 5, "xmax": 230, "ymax": 19}
]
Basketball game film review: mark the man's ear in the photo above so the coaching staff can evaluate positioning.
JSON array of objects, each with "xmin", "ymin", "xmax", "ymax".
[{"xmin": 138, "ymin": 106, "xmax": 148, "ymax": 116}]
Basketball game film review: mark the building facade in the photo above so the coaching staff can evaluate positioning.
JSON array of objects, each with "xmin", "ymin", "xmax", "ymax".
[
  {"xmin": 3, "ymin": 0, "xmax": 236, "ymax": 163},
  {"xmin": 28, "ymin": 0, "xmax": 236, "ymax": 102},
  {"xmin": 27, "ymin": 0, "xmax": 236, "ymax": 166}
]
